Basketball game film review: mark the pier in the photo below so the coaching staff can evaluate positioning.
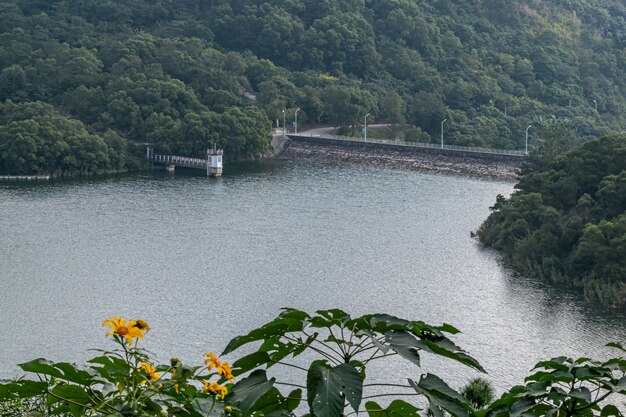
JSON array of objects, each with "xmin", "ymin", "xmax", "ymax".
[
  {"xmin": 147, "ymin": 147, "xmax": 223, "ymax": 176},
  {"xmin": 0, "ymin": 175, "xmax": 50, "ymax": 181}
]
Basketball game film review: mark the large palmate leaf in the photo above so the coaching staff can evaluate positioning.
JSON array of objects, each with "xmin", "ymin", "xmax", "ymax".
[
  {"xmin": 187, "ymin": 397, "xmax": 226, "ymax": 417},
  {"xmin": 241, "ymin": 387, "xmax": 302, "ymax": 417},
  {"xmin": 410, "ymin": 374, "xmax": 471, "ymax": 417},
  {"xmin": 19, "ymin": 359, "xmax": 98, "ymax": 385},
  {"xmin": 420, "ymin": 335, "xmax": 486, "ymax": 372},
  {"xmin": 365, "ymin": 400, "xmax": 421, "ymax": 417},
  {"xmin": 48, "ymin": 383, "xmax": 92, "ymax": 417},
  {"xmin": 307, "ymin": 361, "xmax": 363, "ymax": 417},
  {"xmin": 309, "ymin": 309, "xmax": 352, "ymax": 328},
  {"xmin": 0, "ymin": 380, "xmax": 48, "ymax": 401},
  {"xmin": 223, "ymin": 318, "xmax": 306, "ymax": 355},
  {"xmin": 384, "ymin": 330, "xmax": 421, "ymax": 366},
  {"xmin": 227, "ymin": 369, "xmax": 276, "ymax": 416}
]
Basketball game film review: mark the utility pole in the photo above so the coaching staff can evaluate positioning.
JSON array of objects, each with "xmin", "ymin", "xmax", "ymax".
[
  {"xmin": 525, "ymin": 124, "xmax": 532, "ymax": 156},
  {"xmin": 441, "ymin": 118, "xmax": 447, "ymax": 149},
  {"xmin": 295, "ymin": 108, "xmax": 300, "ymax": 134},
  {"xmin": 282, "ymin": 109, "xmax": 286, "ymax": 139}
]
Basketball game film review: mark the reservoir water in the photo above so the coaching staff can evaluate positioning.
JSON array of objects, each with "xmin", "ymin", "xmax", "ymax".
[{"xmin": 1, "ymin": 161, "xmax": 624, "ymax": 397}]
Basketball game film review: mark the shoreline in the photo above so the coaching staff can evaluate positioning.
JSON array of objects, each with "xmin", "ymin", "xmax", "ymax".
[{"xmin": 276, "ymin": 140, "xmax": 520, "ymax": 181}]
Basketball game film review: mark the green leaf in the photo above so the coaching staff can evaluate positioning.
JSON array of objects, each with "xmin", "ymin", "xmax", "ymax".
[
  {"xmin": 293, "ymin": 333, "xmax": 318, "ymax": 357},
  {"xmin": 189, "ymin": 397, "xmax": 225, "ymax": 417},
  {"xmin": 48, "ymin": 384, "xmax": 91, "ymax": 417},
  {"xmin": 227, "ymin": 369, "xmax": 275, "ymax": 416},
  {"xmin": 365, "ymin": 400, "xmax": 385, "ymax": 417},
  {"xmin": 365, "ymin": 400, "xmax": 421, "ymax": 417},
  {"xmin": 384, "ymin": 330, "xmax": 421, "ymax": 366},
  {"xmin": 279, "ymin": 308, "xmax": 310, "ymax": 321},
  {"xmin": 436, "ymin": 323, "xmax": 461, "ymax": 335},
  {"xmin": 368, "ymin": 314, "xmax": 411, "ymax": 333},
  {"xmin": 19, "ymin": 359, "xmax": 97, "ymax": 385},
  {"xmin": 309, "ymin": 309, "xmax": 352, "ymax": 328},
  {"xmin": 509, "ymin": 398, "xmax": 537, "ymax": 417},
  {"xmin": 600, "ymin": 404, "xmax": 623, "ymax": 416},
  {"xmin": 232, "ymin": 351, "xmax": 271, "ymax": 376},
  {"xmin": 306, "ymin": 361, "xmax": 363, "ymax": 417},
  {"xmin": 606, "ymin": 342, "xmax": 626, "ymax": 353},
  {"xmin": 526, "ymin": 380, "xmax": 550, "ymax": 396},
  {"xmin": 532, "ymin": 357, "xmax": 570, "ymax": 372},
  {"xmin": 332, "ymin": 363, "xmax": 363, "ymax": 412},
  {"xmin": 422, "ymin": 336, "xmax": 485, "ymax": 372},
  {"xmin": 307, "ymin": 361, "xmax": 344, "ymax": 417},
  {"xmin": 410, "ymin": 374, "xmax": 470, "ymax": 417},
  {"xmin": 248, "ymin": 387, "xmax": 288, "ymax": 414},
  {"xmin": 568, "ymin": 386, "xmax": 592, "ymax": 404},
  {"xmin": 357, "ymin": 329, "xmax": 389, "ymax": 354},
  {"xmin": 286, "ymin": 388, "xmax": 302, "ymax": 411},
  {"xmin": 88, "ymin": 355, "xmax": 130, "ymax": 382},
  {"xmin": 88, "ymin": 355, "xmax": 129, "ymax": 372},
  {"xmin": 0, "ymin": 380, "xmax": 48, "ymax": 401},
  {"xmin": 223, "ymin": 318, "xmax": 305, "ymax": 355}
]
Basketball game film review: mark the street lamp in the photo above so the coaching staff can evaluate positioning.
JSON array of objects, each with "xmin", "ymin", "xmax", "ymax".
[
  {"xmin": 441, "ymin": 118, "xmax": 447, "ymax": 149},
  {"xmin": 525, "ymin": 124, "xmax": 532, "ymax": 156},
  {"xmin": 593, "ymin": 99, "xmax": 598, "ymax": 111},
  {"xmin": 489, "ymin": 99, "xmax": 494, "ymax": 107},
  {"xmin": 364, "ymin": 113, "xmax": 371, "ymax": 142},
  {"xmin": 282, "ymin": 109, "xmax": 286, "ymax": 139},
  {"xmin": 294, "ymin": 108, "xmax": 300, "ymax": 134}
]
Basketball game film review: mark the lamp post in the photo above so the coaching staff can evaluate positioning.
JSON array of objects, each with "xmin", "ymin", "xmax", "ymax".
[
  {"xmin": 441, "ymin": 118, "xmax": 447, "ymax": 149},
  {"xmin": 525, "ymin": 124, "xmax": 532, "ymax": 156},
  {"xmin": 282, "ymin": 109, "xmax": 286, "ymax": 139},
  {"xmin": 364, "ymin": 113, "xmax": 371, "ymax": 142},
  {"xmin": 294, "ymin": 107, "xmax": 300, "ymax": 134},
  {"xmin": 593, "ymin": 99, "xmax": 598, "ymax": 111},
  {"xmin": 489, "ymin": 99, "xmax": 494, "ymax": 107}
]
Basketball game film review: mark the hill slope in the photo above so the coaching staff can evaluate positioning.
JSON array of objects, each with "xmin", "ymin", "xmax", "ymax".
[
  {"xmin": 1, "ymin": 0, "xmax": 626, "ymax": 174},
  {"xmin": 478, "ymin": 134, "xmax": 626, "ymax": 308}
]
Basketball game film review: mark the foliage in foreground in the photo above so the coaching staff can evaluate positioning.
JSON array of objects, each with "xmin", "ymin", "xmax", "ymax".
[
  {"xmin": 478, "ymin": 133, "xmax": 626, "ymax": 308},
  {"xmin": 0, "ymin": 309, "xmax": 625, "ymax": 417}
]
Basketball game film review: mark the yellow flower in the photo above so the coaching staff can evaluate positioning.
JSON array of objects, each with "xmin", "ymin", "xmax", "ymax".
[
  {"xmin": 225, "ymin": 406, "xmax": 233, "ymax": 413},
  {"xmin": 135, "ymin": 320, "xmax": 151, "ymax": 332},
  {"xmin": 103, "ymin": 316, "xmax": 145, "ymax": 345},
  {"xmin": 138, "ymin": 362, "xmax": 160, "ymax": 384},
  {"xmin": 204, "ymin": 381, "xmax": 228, "ymax": 399},
  {"xmin": 217, "ymin": 361, "xmax": 235, "ymax": 382},
  {"xmin": 203, "ymin": 352, "xmax": 235, "ymax": 381},
  {"xmin": 204, "ymin": 352, "xmax": 221, "ymax": 371}
]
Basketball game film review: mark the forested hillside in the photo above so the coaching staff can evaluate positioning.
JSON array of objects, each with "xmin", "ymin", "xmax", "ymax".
[
  {"xmin": 478, "ymin": 134, "xmax": 626, "ymax": 308},
  {"xmin": 1, "ymin": 0, "xmax": 626, "ymax": 175}
]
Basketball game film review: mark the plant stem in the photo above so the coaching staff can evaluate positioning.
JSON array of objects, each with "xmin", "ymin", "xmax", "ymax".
[
  {"xmin": 363, "ymin": 352, "xmax": 398, "ymax": 365},
  {"xmin": 283, "ymin": 335, "xmax": 341, "ymax": 364},
  {"xmin": 303, "ymin": 330, "xmax": 345, "ymax": 359},
  {"xmin": 270, "ymin": 360, "xmax": 308, "ymax": 372},
  {"xmin": 363, "ymin": 383, "xmax": 412, "ymax": 388},
  {"xmin": 362, "ymin": 393, "xmax": 420, "ymax": 399},
  {"xmin": 275, "ymin": 382, "xmax": 307, "ymax": 389},
  {"xmin": 346, "ymin": 409, "xmax": 385, "ymax": 416}
]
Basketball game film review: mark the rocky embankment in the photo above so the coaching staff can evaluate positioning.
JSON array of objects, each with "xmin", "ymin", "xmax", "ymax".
[{"xmin": 277, "ymin": 140, "xmax": 520, "ymax": 181}]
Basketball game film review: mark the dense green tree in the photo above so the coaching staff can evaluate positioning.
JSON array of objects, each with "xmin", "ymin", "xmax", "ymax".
[
  {"xmin": 321, "ymin": 85, "xmax": 376, "ymax": 135},
  {"xmin": 479, "ymin": 134, "xmax": 626, "ymax": 308},
  {"xmin": 2, "ymin": 0, "xmax": 626, "ymax": 174}
]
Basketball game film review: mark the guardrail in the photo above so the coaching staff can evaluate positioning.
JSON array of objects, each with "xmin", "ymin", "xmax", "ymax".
[
  {"xmin": 151, "ymin": 154, "xmax": 207, "ymax": 168},
  {"xmin": 304, "ymin": 134, "xmax": 526, "ymax": 157}
]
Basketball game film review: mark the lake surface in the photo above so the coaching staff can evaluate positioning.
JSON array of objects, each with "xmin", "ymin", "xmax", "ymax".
[{"xmin": 1, "ymin": 161, "xmax": 625, "ymax": 397}]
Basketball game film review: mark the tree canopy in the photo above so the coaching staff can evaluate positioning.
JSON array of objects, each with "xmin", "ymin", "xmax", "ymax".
[
  {"xmin": 478, "ymin": 133, "xmax": 626, "ymax": 308},
  {"xmin": 1, "ymin": 0, "xmax": 626, "ymax": 175}
]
